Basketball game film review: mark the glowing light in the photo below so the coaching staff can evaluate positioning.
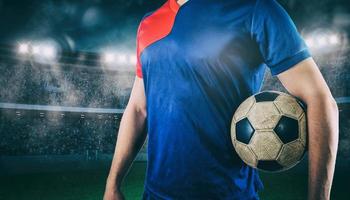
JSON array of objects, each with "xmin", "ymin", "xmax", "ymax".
[
  {"xmin": 30, "ymin": 40, "xmax": 60, "ymax": 62},
  {"xmin": 102, "ymin": 51, "xmax": 140, "ymax": 66},
  {"xmin": 32, "ymin": 45, "xmax": 40, "ymax": 54},
  {"xmin": 317, "ymin": 36, "xmax": 327, "ymax": 46},
  {"xmin": 41, "ymin": 45, "xmax": 57, "ymax": 59},
  {"xmin": 305, "ymin": 31, "xmax": 341, "ymax": 51},
  {"xmin": 329, "ymin": 34, "xmax": 340, "ymax": 45},
  {"xmin": 303, "ymin": 30, "xmax": 346, "ymax": 56},
  {"xmin": 102, "ymin": 52, "xmax": 116, "ymax": 64},
  {"xmin": 18, "ymin": 43, "xmax": 29, "ymax": 54},
  {"xmin": 116, "ymin": 53, "xmax": 128, "ymax": 64}
]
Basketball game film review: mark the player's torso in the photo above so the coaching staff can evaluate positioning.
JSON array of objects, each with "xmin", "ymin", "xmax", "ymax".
[{"xmin": 138, "ymin": 0, "xmax": 265, "ymax": 199}]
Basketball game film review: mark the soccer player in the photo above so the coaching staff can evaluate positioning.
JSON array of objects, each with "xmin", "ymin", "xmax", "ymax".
[{"xmin": 104, "ymin": 0, "xmax": 338, "ymax": 199}]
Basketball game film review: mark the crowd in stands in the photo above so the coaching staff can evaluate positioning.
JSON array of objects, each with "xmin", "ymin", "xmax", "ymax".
[
  {"xmin": 0, "ymin": 111, "xmax": 124, "ymax": 155},
  {"xmin": 0, "ymin": 62, "xmax": 134, "ymax": 108}
]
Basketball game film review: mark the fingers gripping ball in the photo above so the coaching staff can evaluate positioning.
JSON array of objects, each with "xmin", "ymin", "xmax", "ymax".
[{"xmin": 231, "ymin": 91, "xmax": 308, "ymax": 172}]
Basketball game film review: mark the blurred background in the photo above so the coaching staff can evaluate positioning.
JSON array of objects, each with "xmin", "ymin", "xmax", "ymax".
[{"xmin": 0, "ymin": 0, "xmax": 349, "ymax": 199}]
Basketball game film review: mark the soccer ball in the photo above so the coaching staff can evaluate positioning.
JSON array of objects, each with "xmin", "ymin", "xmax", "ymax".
[{"xmin": 230, "ymin": 91, "xmax": 307, "ymax": 172}]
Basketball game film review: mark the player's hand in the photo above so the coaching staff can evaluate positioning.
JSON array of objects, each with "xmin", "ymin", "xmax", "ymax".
[{"xmin": 103, "ymin": 185, "xmax": 125, "ymax": 200}]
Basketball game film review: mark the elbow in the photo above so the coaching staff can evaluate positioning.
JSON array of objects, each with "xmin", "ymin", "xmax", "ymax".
[
  {"xmin": 306, "ymin": 94, "xmax": 339, "ymax": 142},
  {"xmin": 305, "ymin": 94, "xmax": 338, "ymax": 114}
]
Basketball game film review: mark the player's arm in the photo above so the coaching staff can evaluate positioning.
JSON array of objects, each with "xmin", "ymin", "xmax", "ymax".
[
  {"xmin": 277, "ymin": 58, "xmax": 339, "ymax": 200},
  {"xmin": 104, "ymin": 76, "xmax": 147, "ymax": 200}
]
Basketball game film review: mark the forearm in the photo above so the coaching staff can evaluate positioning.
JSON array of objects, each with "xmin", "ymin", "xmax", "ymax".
[
  {"xmin": 106, "ymin": 103, "xmax": 147, "ymax": 190},
  {"xmin": 306, "ymin": 96, "xmax": 339, "ymax": 200}
]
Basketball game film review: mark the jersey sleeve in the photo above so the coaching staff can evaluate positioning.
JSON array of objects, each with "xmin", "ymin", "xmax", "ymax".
[
  {"xmin": 135, "ymin": 22, "xmax": 143, "ymax": 78},
  {"xmin": 251, "ymin": 0, "xmax": 311, "ymax": 76}
]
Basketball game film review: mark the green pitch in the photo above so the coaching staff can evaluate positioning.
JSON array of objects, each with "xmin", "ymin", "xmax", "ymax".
[{"xmin": 0, "ymin": 162, "xmax": 348, "ymax": 200}]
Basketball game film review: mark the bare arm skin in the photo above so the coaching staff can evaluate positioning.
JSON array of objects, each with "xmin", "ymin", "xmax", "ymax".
[
  {"xmin": 104, "ymin": 76, "xmax": 147, "ymax": 200},
  {"xmin": 277, "ymin": 58, "xmax": 339, "ymax": 200}
]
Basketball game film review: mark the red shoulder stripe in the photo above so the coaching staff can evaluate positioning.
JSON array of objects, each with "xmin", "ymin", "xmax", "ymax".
[{"xmin": 136, "ymin": 0, "xmax": 179, "ymax": 78}]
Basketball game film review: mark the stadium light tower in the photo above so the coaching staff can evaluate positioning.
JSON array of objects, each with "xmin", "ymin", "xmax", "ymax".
[
  {"xmin": 18, "ymin": 43, "xmax": 30, "ymax": 54},
  {"xmin": 101, "ymin": 50, "xmax": 136, "ymax": 67},
  {"xmin": 41, "ymin": 44, "xmax": 57, "ymax": 59},
  {"xmin": 116, "ymin": 53, "xmax": 128, "ymax": 64},
  {"xmin": 30, "ymin": 41, "xmax": 59, "ymax": 63},
  {"xmin": 16, "ymin": 39, "xmax": 60, "ymax": 63},
  {"xmin": 329, "ymin": 34, "xmax": 340, "ymax": 45},
  {"xmin": 32, "ymin": 45, "xmax": 40, "ymax": 54},
  {"xmin": 304, "ymin": 30, "xmax": 342, "ymax": 53},
  {"xmin": 102, "ymin": 52, "xmax": 116, "ymax": 64},
  {"xmin": 317, "ymin": 36, "xmax": 327, "ymax": 46}
]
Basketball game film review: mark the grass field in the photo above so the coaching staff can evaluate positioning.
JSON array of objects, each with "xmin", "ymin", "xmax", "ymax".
[{"xmin": 0, "ymin": 162, "xmax": 348, "ymax": 200}]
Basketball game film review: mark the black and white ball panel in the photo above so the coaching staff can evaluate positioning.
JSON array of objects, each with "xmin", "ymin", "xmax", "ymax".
[
  {"xmin": 254, "ymin": 91, "xmax": 280, "ymax": 102},
  {"xmin": 235, "ymin": 118, "xmax": 255, "ymax": 144},
  {"xmin": 274, "ymin": 116, "xmax": 299, "ymax": 144}
]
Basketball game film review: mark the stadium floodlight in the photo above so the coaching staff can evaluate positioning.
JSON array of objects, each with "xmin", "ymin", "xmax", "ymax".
[
  {"xmin": 304, "ymin": 30, "xmax": 342, "ymax": 53},
  {"xmin": 18, "ymin": 43, "xmax": 30, "ymax": 54},
  {"xmin": 32, "ymin": 45, "xmax": 40, "ymax": 54},
  {"xmin": 116, "ymin": 53, "xmax": 128, "ymax": 64},
  {"xmin": 101, "ymin": 50, "xmax": 136, "ymax": 66},
  {"xmin": 102, "ymin": 52, "xmax": 116, "ymax": 64},
  {"xmin": 41, "ymin": 44, "xmax": 57, "ymax": 59},
  {"xmin": 30, "ymin": 40, "xmax": 59, "ymax": 63},
  {"xmin": 329, "ymin": 34, "xmax": 340, "ymax": 45},
  {"xmin": 317, "ymin": 36, "xmax": 327, "ymax": 46}
]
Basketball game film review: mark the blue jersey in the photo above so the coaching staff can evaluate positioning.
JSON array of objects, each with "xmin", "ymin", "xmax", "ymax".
[{"xmin": 135, "ymin": 0, "xmax": 311, "ymax": 199}]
